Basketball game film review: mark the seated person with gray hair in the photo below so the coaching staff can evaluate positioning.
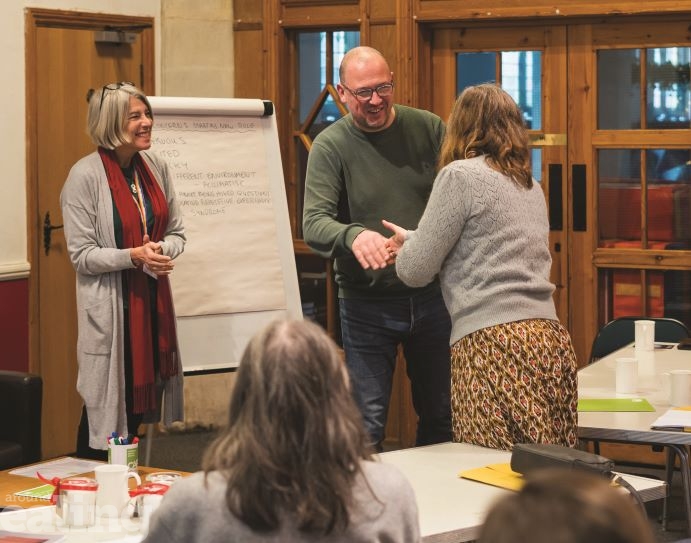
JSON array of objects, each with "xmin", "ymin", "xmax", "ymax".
[{"xmin": 143, "ymin": 318, "xmax": 421, "ymax": 542}]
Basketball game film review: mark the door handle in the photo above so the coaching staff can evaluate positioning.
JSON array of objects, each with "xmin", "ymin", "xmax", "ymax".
[
  {"xmin": 548, "ymin": 164, "xmax": 563, "ymax": 231},
  {"xmin": 572, "ymin": 164, "xmax": 587, "ymax": 232},
  {"xmin": 43, "ymin": 211, "xmax": 63, "ymax": 255}
]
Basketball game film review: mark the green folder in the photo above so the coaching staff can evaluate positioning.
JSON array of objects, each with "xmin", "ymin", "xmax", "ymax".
[{"xmin": 578, "ymin": 398, "xmax": 655, "ymax": 412}]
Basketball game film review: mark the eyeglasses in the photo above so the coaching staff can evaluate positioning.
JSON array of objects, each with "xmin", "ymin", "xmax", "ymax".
[
  {"xmin": 341, "ymin": 81, "xmax": 394, "ymax": 102},
  {"xmin": 86, "ymin": 81, "xmax": 136, "ymax": 110}
]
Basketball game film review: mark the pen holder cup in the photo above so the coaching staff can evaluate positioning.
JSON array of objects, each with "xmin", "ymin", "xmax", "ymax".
[{"xmin": 108, "ymin": 442, "xmax": 139, "ymax": 471}]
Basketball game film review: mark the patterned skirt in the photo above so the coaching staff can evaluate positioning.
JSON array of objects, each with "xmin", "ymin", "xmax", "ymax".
[{"xmin": 451, "ymin": 319, "xmax": 578, "ymax": 450}]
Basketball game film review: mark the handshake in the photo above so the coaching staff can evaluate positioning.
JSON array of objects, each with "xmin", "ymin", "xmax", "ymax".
[{"xmin": 351, "ymin": 219, "xmax": 408, "ymax": 271}]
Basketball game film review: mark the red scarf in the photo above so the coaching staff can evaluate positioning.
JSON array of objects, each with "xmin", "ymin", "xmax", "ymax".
[{"xmin": 99, "ymin": 147, "xmax": 179, "ymax": 414}]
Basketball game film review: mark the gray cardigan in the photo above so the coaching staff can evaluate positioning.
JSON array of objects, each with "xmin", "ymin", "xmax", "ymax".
[
  {"xmin": 396, "ymin": 156, "xmax": 557, "ymax": 344},
  {"xmin": 60, "ymin": 150, "xmax": 185, "ymax": 449}
]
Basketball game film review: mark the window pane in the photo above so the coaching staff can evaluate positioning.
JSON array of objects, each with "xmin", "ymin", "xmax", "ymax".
[
  {"xmin": 502, "ymin": 51, "xmax": 542, "ymax": 130},
  {"xmin": 332, "ymin": 31, "xmax": 360, "ymax": 83},
  {"xmin": 646, "ymin": 47, "xmax": 691, "ymax": 129},
  {"xmin": 531, "ymin": 148, "xmax": 542, "ymax": 183},
  {"xmin": 597, "ymin": 49, "xmax": 641, "ymax": 129},
  {"xmin": 456, "ymin": 51, "xmax": 542, "ymax": 130},
  {"xmin": 456, "ymin": 52, "xmax": 497, "ymax": 91},
  {"xmin": 599, "ymin": 267, "xmax": 691, "ymax": 328},
  {"xmin": 646, "ymin": 149, "xmax": 691, "ymax": 245},
  {"xmin": 298, "ymin": 32, "xmax": 324, "ymax": 125},
  {"xmin": 598, "ymin": 149, "xmax": 641, "ymax": 244}
]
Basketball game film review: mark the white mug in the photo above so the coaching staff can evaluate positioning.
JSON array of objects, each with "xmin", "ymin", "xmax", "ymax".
[
  {"xmin": 94, "ymin": 463, "xmax": 141, "ymax": 517},
  {"xmin": 615, "ymin": 357, "xmax": 638, "ymax": 394},
  {"xmin": 667, "ymin": 369, "xmax": 691, "ymax": 407},
  {"xmin": 635, "ymin": 319, "xmax": 655, "ymax": 352}
]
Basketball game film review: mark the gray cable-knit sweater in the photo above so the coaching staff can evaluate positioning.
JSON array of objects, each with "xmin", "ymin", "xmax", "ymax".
[
  {"xmin": 143, "ymin": 461, "xmax": 421, "ymax": 542},
  {"xmin": 395, "ymin": 156, "xmax": 557, "ymax": 344}
]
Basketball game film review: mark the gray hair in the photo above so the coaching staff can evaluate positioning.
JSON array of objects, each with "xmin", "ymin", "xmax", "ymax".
[{"xmin": 86, "ymin": 82, "xmax": 152, "ymax": 149}]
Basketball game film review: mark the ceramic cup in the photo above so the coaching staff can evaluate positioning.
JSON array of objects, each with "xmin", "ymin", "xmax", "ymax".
[
  {"xmin": 635, "ymin": 319, "xmax": 655, "ymax": 352},
  {"xmin": 615, "ymin": 357, "xmax": 638, "ymax": 394},
  {"xmin": 668, "ymin": 369, "xmax": 691, "ymax": 407},
  {"xmin": 94, "ymin": 463, "xmax": 141, "ymax": 517}
]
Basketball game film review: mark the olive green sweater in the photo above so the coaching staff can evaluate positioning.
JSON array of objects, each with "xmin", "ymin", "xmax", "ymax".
[{"xmin": 303, "ymin": 105, "xmax": 444, "ymax": 298}]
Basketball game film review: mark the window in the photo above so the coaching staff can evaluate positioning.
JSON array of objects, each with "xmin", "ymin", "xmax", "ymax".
[{"xmin": 295, "ymin": 30, "xmax": 360, "ymax": 239}]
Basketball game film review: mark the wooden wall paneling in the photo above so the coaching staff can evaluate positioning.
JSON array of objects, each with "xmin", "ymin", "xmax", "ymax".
[
  {"xmin": 567, "ymin": 23, "xmax": 597, "ymax": 366},
  {"xmin": 543, "ymin": 26, "xmax": 569, "ymax": 326},
  {"xmin": 383, "ymin": 349, "xmax": 417, "ymax": 450},
  {"xmin": 395, "ymin": 0, "xmax": 414, "ymax": 107},
  {"xmin": 284, "ymin": 35, "xmax": 300, "ymax": 237},
  {"xmin": 593, "ymin": 249, "xmax": 691, "ymax": 271},
  {"xmin": 416, "ymin": 24, "xmax": 434, "ymax": 110},
  {"xmin": 359, "ymin": 2, "xmax": 370, "ymax": 45},
  {"xmin": 368, "ymin": 24, "xmax": 397, "ymax": 78},
  {"xmin": 369, "ymin": 0, "xmax": 397, "ymax": 20},
  {"xmin": 429, "ymin": 28, "xmax": 456, "ymax": 122},
  {"xmin": 590, "ymin": 18, "xmax": 691, "ymax": 47},
  {"xmin": 232, "ymin": 29, "xmax": 265, "ymax": 98},
  {"xmin": 234, "ymin": 0, "xmax": 263, "ymax": 21},
  {"xmin": 265, "ymin": 0, "xmax": 281, "ymax": 101},
  {"xmin": 279, "ymin": 3, "xmax": 361, "ymax": 26},
  {"xmin": 282, "ymin": 0, "xmax": 358, "ymax": 5},
  {"xmin": 414, "ymin": 0, "xmax": 691, "ymax": 22}
]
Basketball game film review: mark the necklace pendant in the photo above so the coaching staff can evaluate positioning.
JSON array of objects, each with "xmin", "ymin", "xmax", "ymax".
[{"xmin": 130, "ymin": 183, "xmax": 137, "ymax": 194}]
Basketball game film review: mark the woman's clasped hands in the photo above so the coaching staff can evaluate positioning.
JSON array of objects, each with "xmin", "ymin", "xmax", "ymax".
[{"xmin": 130, "ymin": 234, "xmax": 174, "ymax": 276}]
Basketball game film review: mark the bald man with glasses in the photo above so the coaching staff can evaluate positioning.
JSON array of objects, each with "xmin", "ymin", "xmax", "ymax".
[{"xmin": 303, "ymin": 46, "xmax": 452, "ymax": 450}]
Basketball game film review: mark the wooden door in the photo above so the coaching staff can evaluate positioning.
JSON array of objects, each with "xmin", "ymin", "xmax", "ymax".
[
  {"xmin": 429, "ymin": 17, "xmax": 691, "ymax": 367},
  {"xmin": 26, "ymin": 9, "xmax": 154, "ymax": 458},
  {"xmin": 568, "ymin": 18, "xmax": 691, "ymax": 368},
  {"xmin": 430, "ymin": 25, "xmax": 570, "ymax": 341}
]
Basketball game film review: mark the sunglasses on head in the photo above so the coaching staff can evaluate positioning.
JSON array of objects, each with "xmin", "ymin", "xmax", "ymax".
[{"xmin": 86, "ymin": 81, "xmax": 136, "ymax": 110}]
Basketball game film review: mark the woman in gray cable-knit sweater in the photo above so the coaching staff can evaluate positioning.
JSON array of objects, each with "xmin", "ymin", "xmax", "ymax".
[{"xmin": 383, "ymin": 84, "xmax": 577, "ymax": 451}]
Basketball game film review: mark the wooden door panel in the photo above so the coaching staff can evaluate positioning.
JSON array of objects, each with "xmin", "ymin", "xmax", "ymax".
[
  {"xmin": 31, "ymin": 14, "xmax": 152, "ymax": 459},
  {"xmin": 568, "ymin": 18, "xmax": 691, "ymax": 365}
]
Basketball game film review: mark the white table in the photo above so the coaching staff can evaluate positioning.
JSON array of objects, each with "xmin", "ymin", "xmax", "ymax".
[
  {"xmin": 578, "ymin": 342, "xmax": 691, "ymax": 532},
  {"xmin": 0, "ymin": 504, "xmax": 142, "ymax": 541},
  {"xmin": 0, "ymin": 443, "xmax": 666, "ymax": 543},
  {"xmin": 379, "ymin": 441, "xmax": 666, "ymax": 543}
]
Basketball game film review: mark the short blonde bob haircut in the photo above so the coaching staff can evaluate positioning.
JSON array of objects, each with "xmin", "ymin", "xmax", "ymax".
[{"xmin": 86, "ymin": 82, "xmax": 152, "ymax": 149}]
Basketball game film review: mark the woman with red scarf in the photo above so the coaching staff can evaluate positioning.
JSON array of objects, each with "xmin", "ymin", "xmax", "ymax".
[{"xmin": 60, "ymin": 82, "xmax": 185, "ymax": 459}]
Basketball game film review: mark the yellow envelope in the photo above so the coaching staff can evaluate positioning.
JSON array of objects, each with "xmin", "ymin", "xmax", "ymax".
[{"xmin": 459, "ymin": 462, "xmax": 524, "ymax": 491}]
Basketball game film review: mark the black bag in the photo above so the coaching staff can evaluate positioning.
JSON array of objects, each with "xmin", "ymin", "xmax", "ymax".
[{"xmin": 510, "ymin": 443, "xmax": 615, "ymax": 477}]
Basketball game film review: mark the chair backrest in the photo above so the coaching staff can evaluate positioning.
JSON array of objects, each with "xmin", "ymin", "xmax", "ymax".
[
  {"xmin": 588, "ymin": 316, "xmax": 690, "ymax": 364},
  {"xmin": 0, "ymin": 371, "xmax": 43, "ymax": 468}
]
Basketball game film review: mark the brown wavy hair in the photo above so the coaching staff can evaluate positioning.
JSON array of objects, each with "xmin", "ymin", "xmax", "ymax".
[
  {"xmin": 438, "ymin": 83, "xmax": 533, "ymax": 188},
  {"xmin": 478, "ymin": 468, "xmax": 655, "ymax": 543},
  {"xmin": 202, "ymin": 318, "xmax": 373, "ymax": 535}
]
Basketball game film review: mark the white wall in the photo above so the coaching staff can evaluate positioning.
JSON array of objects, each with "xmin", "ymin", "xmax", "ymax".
[{"xmin": 0, "ymin": 0, "xmax": 161, "ymax": 280}]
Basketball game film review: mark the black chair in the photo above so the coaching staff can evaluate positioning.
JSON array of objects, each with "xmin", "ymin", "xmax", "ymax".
[
  {"xmin": 0, "ymin": 370, "xmax": 42, "ymax": 470},
  {"xmin": 588, "ymin": 316, "xmax": 690, "ymax": 365}
]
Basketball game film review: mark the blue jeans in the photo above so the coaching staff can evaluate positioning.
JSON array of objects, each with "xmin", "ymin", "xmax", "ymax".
[{"xmin": 339, "ymin": 288, "xmax": 452, "ymax": 447}]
